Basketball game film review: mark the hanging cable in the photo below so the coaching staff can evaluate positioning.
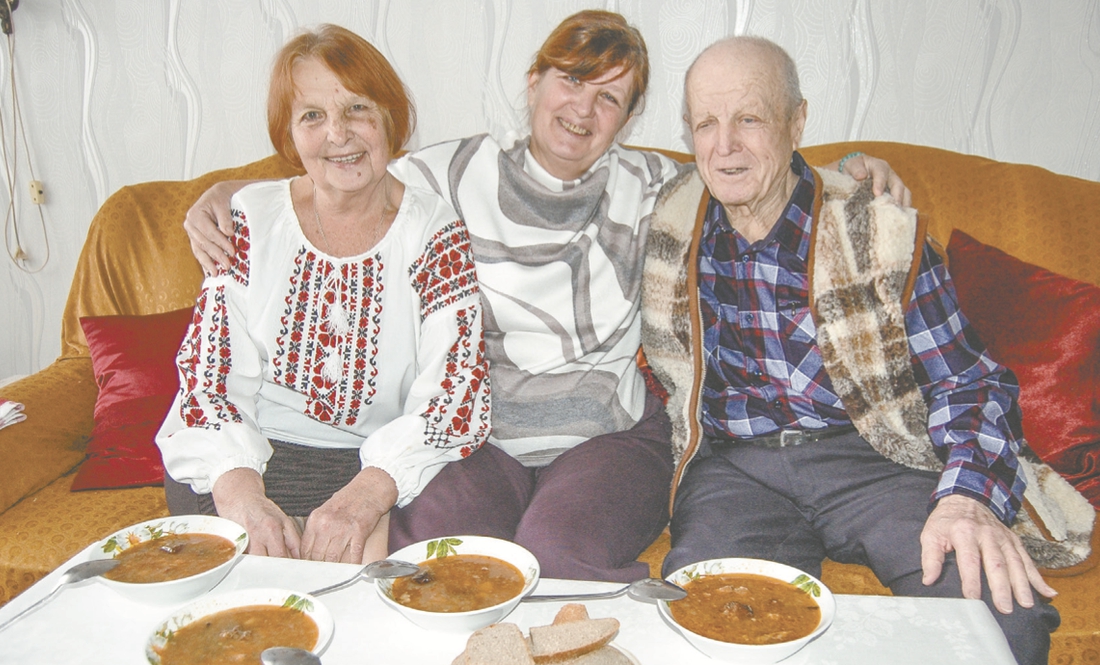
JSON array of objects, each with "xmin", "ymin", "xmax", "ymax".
[{"xmin": 1, "ymin": 0, "xmax": 49, "ymax": 274}]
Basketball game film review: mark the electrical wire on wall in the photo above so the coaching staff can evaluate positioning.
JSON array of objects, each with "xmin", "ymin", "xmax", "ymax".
[{"xmin": 1, "ymin": 0, "xmax": 49, "ymax": 274}]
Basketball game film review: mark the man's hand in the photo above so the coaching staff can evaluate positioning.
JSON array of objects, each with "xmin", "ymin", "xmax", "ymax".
[
  {"xmin": 184, "ymin": 180, "xmax": 253, "ymax": 276},
  {"xmin": 300, "ymin": 466, "xmax": 398, "ymax": 565},
  {"xmin": 212, "ymin": 467, "xmax": 302, "ymax": 559},
  {"xmin": 921, "ymin": 494, "xmax": 1056, "ymax": 614},
  {"xmin": 827, "ymin": 153, "xmax": 913, "ymax": 207}
]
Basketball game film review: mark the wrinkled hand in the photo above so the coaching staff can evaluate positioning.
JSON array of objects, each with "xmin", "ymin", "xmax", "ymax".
[
  {"xmin": 832, "ymin": 154, "xmax": 913, "ymax": 207},
  {"xmin": 300, "ymin": 467, "xmax": 398, "ymax": 565},
  {"xmin": 184, "ymin": 180, "xmax": 252, "ymax": 276},
  {"xmin": 921, "ymin": 494, "xmax": 1056, "ymax": 614},
  {"xmin": 212, "ymin": 467, "xmax": 301, "ymax": 559}
]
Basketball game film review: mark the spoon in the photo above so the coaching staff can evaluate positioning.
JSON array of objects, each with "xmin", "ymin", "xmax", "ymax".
[
  {"xmin": 0, "ymin": 558, "xmax": 120, "ymax": 632},
  {"xmin": 523, "ymin": 577, "xmax": 687, "ymax": 603},
  {"xmin": 260, "ymin": 646, "xmax": 322, "ymax": 665},
  {"xmin": 307, "ymin": 558, "xmax": 421, "ymax": 597}
]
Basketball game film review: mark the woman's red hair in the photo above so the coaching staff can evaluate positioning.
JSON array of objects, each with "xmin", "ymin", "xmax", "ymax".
[
  {"xmin": 529, "ymin": 10, "xmax": 649, "ymax": 114},
  {"xmin": 267, "ymin": 24, "xmax": 415, "ymax": 167}
]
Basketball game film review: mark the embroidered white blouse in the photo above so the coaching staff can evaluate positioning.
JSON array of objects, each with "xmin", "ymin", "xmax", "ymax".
[{"xmin": 156, "ymin": 180, "xmax": 490, "ymax": 506}]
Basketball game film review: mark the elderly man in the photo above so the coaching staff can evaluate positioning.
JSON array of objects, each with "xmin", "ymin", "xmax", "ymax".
[{"xmin": 641, "ymin": 36, "xmax": 1063, "ymax": 664}]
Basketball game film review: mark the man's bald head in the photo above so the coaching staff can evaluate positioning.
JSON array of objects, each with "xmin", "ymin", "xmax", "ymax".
[{"xmin": 686, "ymin": 36, "xmax": 803, "ymax": 122}]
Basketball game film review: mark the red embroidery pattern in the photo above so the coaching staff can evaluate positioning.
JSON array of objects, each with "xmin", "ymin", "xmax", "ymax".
[
  {"xmin": 227, "ymin": 208, "xmax": 251, "ymax": 287},
  {"xmin": 272, "ymin": 249, "xmax": 383, "ymax": 427},
  {"xmin": 410, "ymin": 220, "xmax": 479, "ymax": 319},
  {"xmin": 421, "ymin": 305, "xmax": 491, "ymax": 455},
  {"xmin": 177, "ymin": 286, "xmax": 243, "ymax": 428}
]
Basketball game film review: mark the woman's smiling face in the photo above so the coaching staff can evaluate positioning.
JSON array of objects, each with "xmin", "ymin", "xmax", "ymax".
[
  {"xmin": 289, "ymin": 57, "xmax": 392, "ymax": 195},
  {"xmin": 526, "ymin": 66, "xmax": 634, "ymax": 181}
]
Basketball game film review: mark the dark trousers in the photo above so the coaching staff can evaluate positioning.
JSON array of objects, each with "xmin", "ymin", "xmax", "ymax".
[
  {"xmin": 665, "ymin": 431, "xmax": 1060, "ymax": 665},
  {"xmin": 389, "ymin": 390, "xmax": 675, "ymax": 582}
]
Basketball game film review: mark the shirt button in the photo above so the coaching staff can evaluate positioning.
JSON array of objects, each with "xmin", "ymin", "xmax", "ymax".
[{"xmin": 740, "ymin": 255, "xmax": 749, "ymax": 263}]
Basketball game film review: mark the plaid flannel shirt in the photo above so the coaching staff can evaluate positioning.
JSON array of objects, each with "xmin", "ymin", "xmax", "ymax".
[{"xmin": 697, "ymin": 152, "xmax": 1026, "ymax": 522}]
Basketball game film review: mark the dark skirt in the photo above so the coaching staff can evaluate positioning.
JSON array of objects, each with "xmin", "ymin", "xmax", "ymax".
[{"xmin": 164, "ymin": 439, "xmax": 361, "ymax": 518}]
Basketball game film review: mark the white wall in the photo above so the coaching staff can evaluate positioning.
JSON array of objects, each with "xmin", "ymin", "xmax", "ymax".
[{"xmin": 1, "ymin": 0, "xmax": 1098, "ymax": 380}]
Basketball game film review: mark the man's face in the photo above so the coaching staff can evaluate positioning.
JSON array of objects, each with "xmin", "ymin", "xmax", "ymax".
[{"xmin": 686, "ymin": 44, "xmax": 806, "ymax": 219}]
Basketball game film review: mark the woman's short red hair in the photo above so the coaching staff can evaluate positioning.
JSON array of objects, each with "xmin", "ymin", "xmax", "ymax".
[
  {"xmin": 529, "ymin": 10, "xmax": 649, "ymax": 115},
  {"xmin": 267, "ymin": 24, "xmax": 415, "ymax": 167}
]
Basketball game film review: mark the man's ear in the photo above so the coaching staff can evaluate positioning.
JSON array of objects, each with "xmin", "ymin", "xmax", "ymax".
[{"xmin": 791, "ymin": 99, "xmax": 808, "ymax": 150}]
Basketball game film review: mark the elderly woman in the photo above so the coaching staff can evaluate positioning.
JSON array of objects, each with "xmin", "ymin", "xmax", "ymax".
[
  {"xmin": 157, "ymin": 24, "xmax": 490, "ymax": 566},
  {"xmin": 184, "ymin": 11, "xmax": 906, "ymax": 581}
]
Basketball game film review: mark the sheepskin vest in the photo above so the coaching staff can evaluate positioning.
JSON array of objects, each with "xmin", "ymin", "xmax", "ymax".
[{"xmin": 641, "ymin": 164, "xmax": 1094, "ymax": 569}]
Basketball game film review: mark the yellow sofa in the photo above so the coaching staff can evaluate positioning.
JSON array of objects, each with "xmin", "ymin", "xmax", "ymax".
[{"xmin": 0, "ymin": 142, "xmax": 1096, "ymax": 661}]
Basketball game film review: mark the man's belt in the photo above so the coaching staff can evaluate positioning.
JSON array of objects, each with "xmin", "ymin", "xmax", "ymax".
[{"xmin": 736, "ymin": 424, "xmax": 858, "ymax": 448}]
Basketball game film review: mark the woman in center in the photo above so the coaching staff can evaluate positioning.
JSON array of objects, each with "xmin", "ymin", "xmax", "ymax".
[
  {"xmin": 187, "ymin": 11, "xmax": 905, "ymax": 581},
  {"xmin": 386, "ymin": 11, "xmax": 675, "ymax": 581}
]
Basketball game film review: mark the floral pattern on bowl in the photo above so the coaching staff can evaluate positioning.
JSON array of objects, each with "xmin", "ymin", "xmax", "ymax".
[
  {"xmin": 100, "ymin": 517, "xmax": 248, "ymax": 557},
  {"xmin": 668, "ymin": 560, "xmax": 823, "ymax": 598}
]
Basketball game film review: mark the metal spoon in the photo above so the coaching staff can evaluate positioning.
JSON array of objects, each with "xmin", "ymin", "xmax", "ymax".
[
  {"xmin": 260, "ymin": 646, "xmax": 322, "ymax": 665},
  {"xmin": 0, "ymin": 559, "xmax": 120, "ymax": 632},
  {"xmin": 523, "ymin": 577, "xmax": 687, "ymax": 603},
  {"xmin": 307, "ymin": 558, "xmax": 421, "ymax": 597}
]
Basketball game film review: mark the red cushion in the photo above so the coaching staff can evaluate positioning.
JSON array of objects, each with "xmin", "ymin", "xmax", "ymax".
[
  {"xmin": 71, "ymin": 308, "xmax": 194, "ymax": 490},
  {"xmin": 947, "ymin": 230, "xmax": 1100, "ymax": 506}
]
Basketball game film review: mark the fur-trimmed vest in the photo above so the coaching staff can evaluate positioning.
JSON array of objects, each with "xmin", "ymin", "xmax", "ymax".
[{"xmin": 640, "ymin": 164, "xmax": 1094, "ymax": 569}]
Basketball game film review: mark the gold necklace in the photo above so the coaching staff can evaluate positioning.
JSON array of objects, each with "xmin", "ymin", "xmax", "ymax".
[{"xmin": 311, "ymin": 179, "xmax": 392, "ymax": 255}]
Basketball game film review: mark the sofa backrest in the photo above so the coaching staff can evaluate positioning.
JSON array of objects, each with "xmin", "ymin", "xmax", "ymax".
[
  {"xmin": 60, "ymin": 142, "xmax": 1098, "ymax": 358},
  {"xmin": 60, "ymin": 155, "xmax": 303, "ymax": 359}
]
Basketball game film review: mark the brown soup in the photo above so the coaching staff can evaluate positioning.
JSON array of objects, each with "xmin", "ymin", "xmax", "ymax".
[
  {"xmin": 670, "ymin": 573, "xmax": 821, "ymax": 645},
  {"xmin": 154, "ymin": 604, "xmax": 317, "ymax": 665},
  {"xmin": 105, "ymin": 532, "xmax": 236, "ymax": 584},
  {"xmin": 391, "ymin": 554, "xmax": 525, "ymax": 613}
]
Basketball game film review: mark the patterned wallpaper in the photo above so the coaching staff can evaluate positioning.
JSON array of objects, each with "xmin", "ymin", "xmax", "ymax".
[{"xmin": 0, "ymin": 0, "xmax": 1097, "ymax": 379}]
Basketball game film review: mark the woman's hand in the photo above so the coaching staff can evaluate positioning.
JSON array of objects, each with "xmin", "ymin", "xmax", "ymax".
[
  {"xmin": 211, "ymin": 467, "xmax": 302, "ymax": 559},
  {"xmin": 301, "ymin": 466, "xmax": 399, "ymax": 564},
  {"xmin": 826, "ymin": 153, "xmax": 913, "ymax": 207},
  {"xmin": 184, "ymin": 180, "xmax": 253, "ymax": 276}
]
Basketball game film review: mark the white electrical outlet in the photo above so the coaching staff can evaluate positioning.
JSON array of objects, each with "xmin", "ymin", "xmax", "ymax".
[{"xmin": 29, "ymin": 180, "xmax": 44, "ymax": 205}]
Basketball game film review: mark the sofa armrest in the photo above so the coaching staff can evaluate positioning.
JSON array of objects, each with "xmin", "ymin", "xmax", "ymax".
[{"xmin": 0, "ymin": 358, "xmax": 97, "ymax": 514}]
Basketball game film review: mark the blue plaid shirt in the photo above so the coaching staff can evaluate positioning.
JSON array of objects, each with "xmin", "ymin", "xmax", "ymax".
[{"xmin": 698, "ymin": 152, "xmax": 1026, "ymax": 522}]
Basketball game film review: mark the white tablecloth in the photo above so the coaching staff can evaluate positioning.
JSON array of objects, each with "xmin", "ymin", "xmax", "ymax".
[{"xmin": 0, "ymin": 548, "xmax": 1016, "ymax": 664}]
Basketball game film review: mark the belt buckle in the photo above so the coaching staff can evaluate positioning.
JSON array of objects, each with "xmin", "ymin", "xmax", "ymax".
[{"xmin": 778, "ymin": 429, "xmax": 801, "ymax": 447}]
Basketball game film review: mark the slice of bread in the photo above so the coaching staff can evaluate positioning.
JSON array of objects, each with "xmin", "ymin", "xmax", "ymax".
[
  {"xmin": 459, "ymin": 622, "xmax": 536, "ymax": 665},
  {"xmin": 527, "ymin": 617, "xmax": 620, "ymax": 663}
]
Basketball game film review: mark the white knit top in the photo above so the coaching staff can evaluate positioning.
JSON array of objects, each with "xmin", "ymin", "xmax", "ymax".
[{"xmin": 392, "ymin": 135, "xmax": 680, "ymax": 464}]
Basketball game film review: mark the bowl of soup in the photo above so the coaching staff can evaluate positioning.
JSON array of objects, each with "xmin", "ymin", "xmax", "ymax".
[
  {"xmin": 658, "ymin": 558, "xmax": 835, "ymax": 664},
  {"xmin": 145, "ymin": 587, "xmax": 333, "ymax": 664},
  {"xmin": 90, "ymin": 515, "xmax": 248, "ymax": 604},
  {"xmin": 377, "ymin": 535, "xmax": 540, "ymax": 632}
]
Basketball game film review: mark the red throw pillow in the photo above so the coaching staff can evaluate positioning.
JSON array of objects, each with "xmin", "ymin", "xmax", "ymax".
[
  {"xmin": 947, "ymin": 230, "xmax": 1100, "ymax": 506},
  {"xmin": 71, "ymin": 308, "xmax": 194, "ymax": 490}
]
